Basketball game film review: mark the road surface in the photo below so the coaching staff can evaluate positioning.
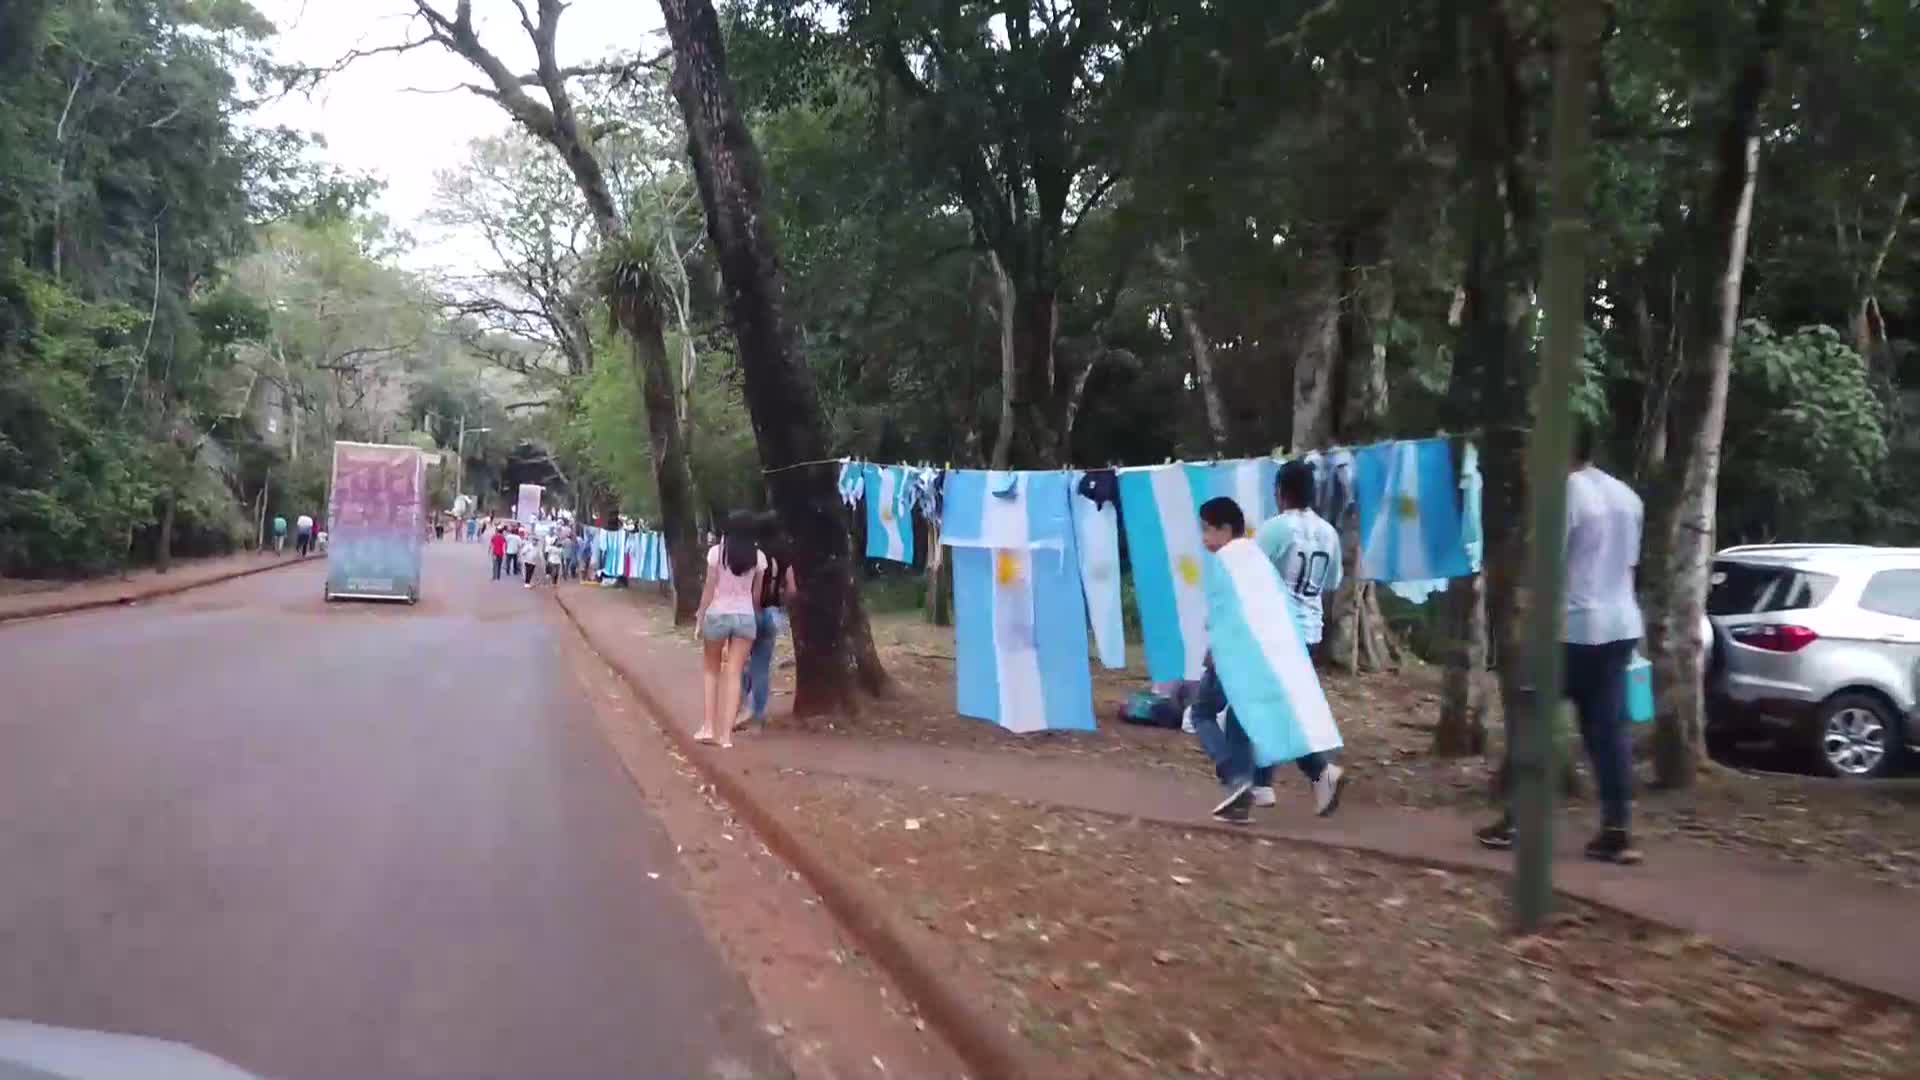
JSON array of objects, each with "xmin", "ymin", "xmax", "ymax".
[{"xmin": 0, "ymin": 542, "xmax": 784, "ymax": 1079}]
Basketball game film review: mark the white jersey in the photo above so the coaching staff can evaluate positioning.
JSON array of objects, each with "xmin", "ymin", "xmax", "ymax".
[
  {"xmin": 1565, "ymin": 466, "xmax": 1644, "ymax": 644},
  {"xmin": 1254, "ymin": 509, "xmax": 1343, "ymax": 645}
]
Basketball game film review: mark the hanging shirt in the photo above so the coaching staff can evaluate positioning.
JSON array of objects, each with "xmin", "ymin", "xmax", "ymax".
[
  {"xmin": 1565, "ymin": 465, "xmax": 1644, "ymax": 645},
  {"xmin": 1254, "ymin": 508, "xmax": 1343, "ymax": 646},
  {"xmin": 1070, "ymin": 471, "xmax": 1126, "ymax": 669},
  {"xmin": 837, "ymin": 461, "xmax": 865, "ymax": 506}
]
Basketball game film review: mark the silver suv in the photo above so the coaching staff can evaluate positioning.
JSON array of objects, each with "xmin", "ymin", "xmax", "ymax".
[{"xmin": 1705, "ymin": 544, "xmax": 1920, "ymax": 778}]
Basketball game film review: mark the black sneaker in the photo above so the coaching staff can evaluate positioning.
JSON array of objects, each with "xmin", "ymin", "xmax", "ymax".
[
  {"xmin": 1584, "ymin": 828, "xmax": 1643, "ymax": 865},
  {"xmin": 1212, "ymin": 789, "xmax": 1253, "ymax": 824},
  {"xmin": 1475, "ymin": 818, "xmax": 1515, "ymax": 850},
  {"xmin": 1211, "ymin": 780, "xmax": 1254, "ymax": 818}
]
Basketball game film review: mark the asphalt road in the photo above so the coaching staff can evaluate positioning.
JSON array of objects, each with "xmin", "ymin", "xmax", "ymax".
[{"xmin": 0, "ymin": 542, "xmax": 784, "ymax": 1079}]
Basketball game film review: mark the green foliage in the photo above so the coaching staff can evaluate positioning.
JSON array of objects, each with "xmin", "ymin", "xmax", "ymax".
[{"xmin": 1718, "ymin": 320, "xmax": 1888, "ymax": 543}]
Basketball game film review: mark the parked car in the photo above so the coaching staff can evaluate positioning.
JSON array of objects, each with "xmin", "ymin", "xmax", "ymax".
[{"xmin": 1704, "ymin": 544, "xmax": 1920, "ymax": 778}]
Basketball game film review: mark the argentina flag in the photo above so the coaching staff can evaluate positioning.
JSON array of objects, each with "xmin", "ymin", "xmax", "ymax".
[
  {"xmin": 1354, "ymin": 438, "xmax": 1472, "ymax": 583},
  {"xmin": 1118, "ymin": 465, "xmax": 1209, "ymax": 682},
  {"xmin": 599, "ymin": 527, "xmax": 626, "ymax": 581},
  {"xmin": 1186, "ymin": 457, "xmax": 1279, "ymax": 532},
  {"xmin": 942, "ymin": 470, "xmax": 1094, "ymax": 733},
  {"xmin": 1207, "ymin": 538, "xmax": 1343, "ymax": 765},
  {"xmin": 864, "ymin": 463, "xmax": 915, "ymax": 564}
]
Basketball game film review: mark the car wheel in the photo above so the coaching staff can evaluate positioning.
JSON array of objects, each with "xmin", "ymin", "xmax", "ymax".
[{"xmin": 1812, "ymin": 693, "xmax": 1902, "ymax": 779}]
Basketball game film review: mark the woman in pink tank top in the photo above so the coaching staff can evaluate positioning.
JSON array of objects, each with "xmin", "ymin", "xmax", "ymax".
[{"xmin": 694, "ymin": 513, "xmax": 764, "ymax": 748}]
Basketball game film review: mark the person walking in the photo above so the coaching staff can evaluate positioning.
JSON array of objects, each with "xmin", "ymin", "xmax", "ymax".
[
  {"xmin": 1243, "ymin": 459, "xmax": 1347, "ymax": 811},
  {"xmin": 1476, "ymin": 427, "xmax": 1645, "ymax": 864},
  {"xmin": 271, "ymin": 513, "xmax": 288, "ymax": 555},
  {"xmin": 294, "ymin": 512, "xmax": 315, "ymax": 558},
  {"xmin": 544, "ymin": 531, "xmax": 562, "ymax": 586},
  {"xmin": 1191, "ymin": 497, "xmax": 1345, "ymax": 825},
  {"xmin": 736, "ymin": 517, "xmax": 797, "ymax": 732},
  {"xmin": 504, "ymin": 526, "xmax": 523, "ymax": 578},
  {"xmin": 694, "ymin": 514, "xmax": 765, "ymax": 750},
  {"xmin": 489, "ymin": 525, "xmax": 507, "ymax": 581},
  {"xmin": 560, "ymin": 529, "xmax": 579, "ymax": 581},
  {"xmin": 523, "ymin": 532, "xmax": 542, "ymax": 588}
]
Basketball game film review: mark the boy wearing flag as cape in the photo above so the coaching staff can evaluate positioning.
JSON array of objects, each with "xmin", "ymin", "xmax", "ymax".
[{"xmin": 1192, "ymin": 496, "xmax": 1346, "ymax": 824}]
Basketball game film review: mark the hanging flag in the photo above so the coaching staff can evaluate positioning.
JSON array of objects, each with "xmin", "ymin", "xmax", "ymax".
[
  {"xmin": 1070, "ymin": 473, "xmax": 1126, "ymax": 670},
  {"xmin": 838, "ymin": 460, "xmax": 865, "ymax": 506},
  {"xmin": 1206, "ymin": 538, "xmax": 1343, "ymax": 765},
  {"xmin": 1185, "ymin": 458, "xmax": 1279, "ymax": 534},
  {"xmin": 943, "ymin": 470, "xmax": 1094, "ymax": 733},
  {"xmin": 1117, "ymin": 465, "xmax": 1209, "ymax": 682},
  {"xmin": 864, "ymin": 463, "xmax": 915, "ymax": 564},
  {"xmin": 1354, "ymin": 438, "xmax": 1472, "ymax": 583},
  {"xmin": 600, "ymin": 527, "xmax": 626, "ymax": 582}
]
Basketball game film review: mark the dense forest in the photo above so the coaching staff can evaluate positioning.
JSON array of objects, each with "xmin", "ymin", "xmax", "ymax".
[{"xmin": 4, "ymin": 0, "xmax": 1916, "ymax": 787}]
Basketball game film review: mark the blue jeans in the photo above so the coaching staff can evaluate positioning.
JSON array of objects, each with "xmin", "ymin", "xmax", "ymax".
[
  {"xmin": 1190, "ymin": 661, "xmax": 1325, "ymax": 788},
  {"xmin": 740, "ymin": 607, "xmax": 784, "ymax": 722}
]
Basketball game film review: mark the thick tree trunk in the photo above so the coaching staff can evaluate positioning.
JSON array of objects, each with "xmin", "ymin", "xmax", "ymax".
[
  {"xmin": 1289, "ymin": 242, "xmax": 1341, "ymax": 454},
  {"xmin": 1159, "ymin": 237, "xmax": 1230, "ymax": 453},
  {"xmin": 154, "ymin": 489, "xmax": 176, "ymax": 573},
  {"xmin": 658, "ymin": 0, "xmax": 889, "ymax": 712},
  {"xmin": 991, "ymin": 273, "xmax": 1063, "ymax": 470},
  {"xmin": 613, "ymin": 287, "xmax": 704, "ymax": 624},
  {"xmin": 1460, "ymin": 0, "xmax": 1539, "ymax": 783},
  {"xmin": 1853, "ymin": 188, "xmax": 1907, "ymax": 380},
  {"xmin": 1646, "ymin": 0, "xmax": 1782, "ymax": 788}
]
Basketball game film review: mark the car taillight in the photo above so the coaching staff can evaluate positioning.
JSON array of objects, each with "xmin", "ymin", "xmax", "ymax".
[{"xmin": 1732, "ymin": 624, "xmax": 1820, "ymax": 652}]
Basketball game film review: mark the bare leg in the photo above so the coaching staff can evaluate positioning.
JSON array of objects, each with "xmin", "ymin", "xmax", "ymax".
[
  {"xmin": 697, "ymin": 638, "xmax": 722, "ymax": 742},
  {"xmin": 716, "ymin": 637, "xmax": 752, "ymax": 749}
]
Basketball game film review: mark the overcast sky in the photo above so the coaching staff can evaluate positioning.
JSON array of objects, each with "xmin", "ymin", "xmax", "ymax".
[{"xmin": 248, "ymin": 0, "xmax": 666, "ymax": 273}]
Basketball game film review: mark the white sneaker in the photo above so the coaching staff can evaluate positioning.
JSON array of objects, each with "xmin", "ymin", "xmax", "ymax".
[
  {"xmin": 1312, "ymin": 764, "xmax": 1346, "ymax": 817},
  {"xmin": 1180, "ymin": 707, "xmax": 1196, "ymax": 735},
  {"xmin": 1251, "ymin": 786, "xmax": 1277, "ymax": 807}
]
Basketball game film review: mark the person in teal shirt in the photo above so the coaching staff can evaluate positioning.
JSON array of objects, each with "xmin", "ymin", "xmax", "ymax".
[{"xmin": 271, "ymin": 514, "xmax": 288, "ymax": 555}]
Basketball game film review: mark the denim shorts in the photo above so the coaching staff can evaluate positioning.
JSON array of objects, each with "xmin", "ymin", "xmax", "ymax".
[{"xmin": 701, "ymin": 611, "xmax": 757, "ymax": 642}]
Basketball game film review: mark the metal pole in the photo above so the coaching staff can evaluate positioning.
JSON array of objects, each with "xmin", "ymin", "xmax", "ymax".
[
  {"xmin": 1513, "ymin": 0, "xmax": 1603, "ymax": 933},
  {"xmin": 456, "ymin": 414, "xmax": 467, "ymax": 507}
]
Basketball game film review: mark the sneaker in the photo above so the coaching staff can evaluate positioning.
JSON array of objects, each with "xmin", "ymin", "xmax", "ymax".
[
  {"xmin": 1251, "ymin": 786, "xmax": 1277, "ymax": 808},
  {"xmin": 1585, "ymin": 828, "xmax": 1643, "ymax": 865},
  {"xmin": 1475, "ymin": 817, "xmax": 1515, "ymax": 850},
  {"xmin": 1180, "ymin": 707, "xmax": 1196, "ymax": 735},
  {"xmin": 1311, "ymin": 764, "xmax": 1346, "ymax": 817},
  {"xmin": 1211, "ymin": 780, "xmax": 1253, "ymax": 818},
  {"xmin": 1212, "ymin": 788, "xmax": 1253, "ymax": 824}
]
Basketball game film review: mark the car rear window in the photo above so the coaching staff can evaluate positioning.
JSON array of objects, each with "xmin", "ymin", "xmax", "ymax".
[{"xmin": 1707, "ymin": 562, "xmax": 1837, "ymax": 615}]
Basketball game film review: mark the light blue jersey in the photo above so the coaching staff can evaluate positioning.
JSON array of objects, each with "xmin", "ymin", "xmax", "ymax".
[{"xmin": 1254, "ymin": 508, "xmax": 1343, "ymax": 645}]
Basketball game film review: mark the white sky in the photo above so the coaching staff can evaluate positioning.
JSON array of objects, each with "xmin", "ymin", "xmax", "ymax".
[{"xmin": 248, "ymin": 0, "xmax": 667, "ymax": 274}]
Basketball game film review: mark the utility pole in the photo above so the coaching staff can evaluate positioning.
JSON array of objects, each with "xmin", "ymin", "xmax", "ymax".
[{"xmin": 1513, "ymin": 0, "xmax": 1603, "ymax": 933}]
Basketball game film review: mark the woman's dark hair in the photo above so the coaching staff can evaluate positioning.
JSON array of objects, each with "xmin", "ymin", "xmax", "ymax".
[
  {"xmin": 722, "ymin": 511, "xmax": 758, "ymax": 576},
  {"xmin": 1198, "ymin": 496, "xmax": 1246, "ymax": 535}
]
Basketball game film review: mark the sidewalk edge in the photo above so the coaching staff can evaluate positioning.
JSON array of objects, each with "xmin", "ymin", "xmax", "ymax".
[
  {"xmin": 554, "ymin": 590, "xmax": 1036, "ymax": 1080},
  {"xmin": 0, "ymin": 556, "xmax": 309, "ymax": 625}
]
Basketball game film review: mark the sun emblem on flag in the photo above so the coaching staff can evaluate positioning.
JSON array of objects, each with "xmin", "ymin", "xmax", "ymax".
[
  {"xmin": 1176, "ymin": 554, "xmax": 1201, "ymax": 587},
  {"xmin": 995, "ymin": 549, "xmax": 1022, "ymax": 586},
  {"xmin": 1394, "ymin": 493, "xmax": 1418, "ymax": 520},
  {"xmin": 880, "ymin": 504, "xmax": 895, "ymax": 523}
]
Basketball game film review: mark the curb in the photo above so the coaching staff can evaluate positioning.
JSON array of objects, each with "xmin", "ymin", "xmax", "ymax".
[
  {"xmin": 0, "ymin": 556, "xmax": 310, "ymax": 625},
  {"xmin": 553, "ymin": 589, "xmax": 1037, "ymax": 1080}
]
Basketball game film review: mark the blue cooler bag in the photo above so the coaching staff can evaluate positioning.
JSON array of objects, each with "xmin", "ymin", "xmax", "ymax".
[{"xmin": 1625, "ymin": 654, "xmax": 1654, "ymax": 724}]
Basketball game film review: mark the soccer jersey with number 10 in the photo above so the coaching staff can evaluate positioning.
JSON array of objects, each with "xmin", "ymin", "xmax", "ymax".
[{"xmin": 1253, "ymin": 509, "xmax": 1343, "ymax": 646}]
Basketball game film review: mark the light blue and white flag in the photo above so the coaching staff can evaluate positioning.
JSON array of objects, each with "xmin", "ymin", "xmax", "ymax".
[
  {"xmin": 942, "ymin": 470, "xmax": 1094, "ymax": 733},
  {"xmin": 1070, "ymin": 474, "xmax": 1126, "ymax": 670},
  {"xmin": 1117, "ymin": 465, "xmax": 1209, "ymax": 682},
  {"xmin": 864, "ymin": 463, "xmax": 915, "ymax": 564},
  {"xmin": 837, "ymin": 460, "xmax": 865, "ymax": 506},
  {"xmin": 1185, "ymin": 457, "xmax": 1279, "ymax": 531},
  {"xmin": 1206, "ymin": 538, "xmax": 1342, "ymax": 766},
  {"xmin": 599, "ymin": 527, "xmax": 626, "ymax": 582},
  {"xmin": 1354, "ymin": 438, "xmax": 1471, "ymax": 584}
]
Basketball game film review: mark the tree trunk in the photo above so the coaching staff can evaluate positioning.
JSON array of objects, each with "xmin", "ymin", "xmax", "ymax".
[
  {"xmin": 990, "ymin": 268, "xmax": 1063, "ymax": 470},
  {"xmin": 658, "ymin": 0, "xmax": 889, "ymax": 712},
  {"xmin": 613, "ymin": 283, "xmax": 704, "ymax": 624},
  {"xmin": 1434, "ymin": 571, "xmax": 1490, "ymax": 755},
  {"xmin": 1853, "ymin": 188, "xmax": 1907, "ymax": 380},
  {"xmin": 154, "ymin": 488, "xmax": 176, "ymax": 573},
  {"xmin": 924, "ymin": 515, "xmax": 952, "ymax": 626},
  {"xmin": 1646, "ymin": 0, "xmax": 1783, "ymax": 789},
  {"xmin": 1159, "ymin": 237, "xmax": 1229, "ymax": 453},
  {"xmin": 989, "ymin": 250, "xmax": 1019, "ymax": 470},
  {"xmin": 1459, "ymin": 0, "xmax": 1540, "ymax": 782},
  {"xmin": 1289, "ymin": 242, "xmax": 1341, "ymax": 454}
]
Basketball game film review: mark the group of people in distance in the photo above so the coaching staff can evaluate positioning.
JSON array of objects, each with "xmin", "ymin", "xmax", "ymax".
[
  {"xmin": 485, "ymin": 517, "xmax": 580, "ymax": 588},
  {"xmin": 268, "ymin": 512, "xmax": 320, "ymax": 557}
]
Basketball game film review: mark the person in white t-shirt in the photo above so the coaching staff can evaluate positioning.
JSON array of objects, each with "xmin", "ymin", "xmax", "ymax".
[
  {"xmin": 504, "ymin": 527, "xmax": 523, "ymax": 577},
  {"xmin": 294, "ymin": 513, "xmax": 315, "ymax": 557},
  {"xmin": 1478, "ymin": 426, "xmax": 1644, "ymax": 864}
]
